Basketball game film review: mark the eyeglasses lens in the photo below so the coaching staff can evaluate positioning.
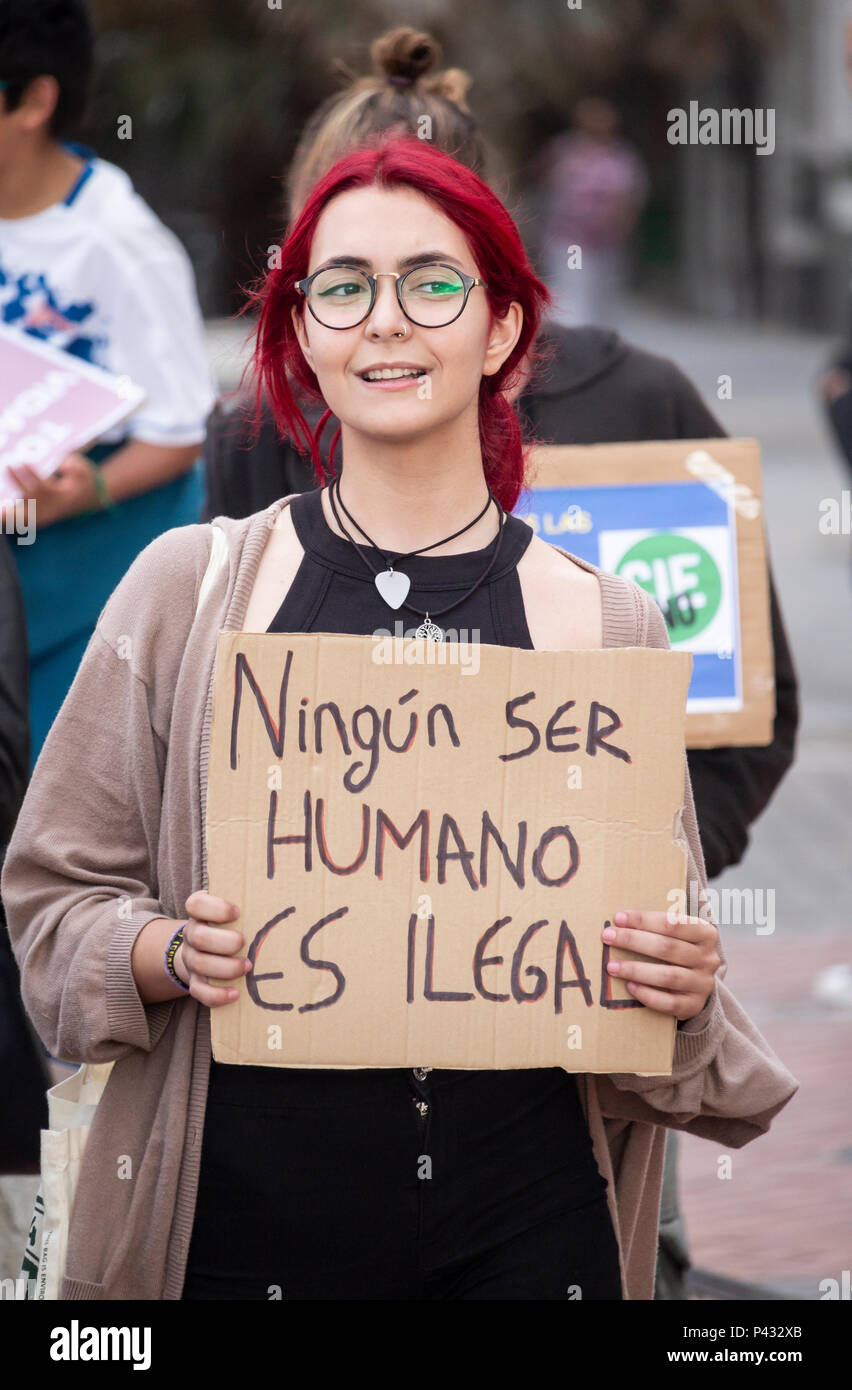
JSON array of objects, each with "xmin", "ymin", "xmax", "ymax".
[
  {"xmin": 309, "ymin": 268, "xmax": 373, "ymax": 327},
  {"xmin": 401, "ymin": 266, "xmax": 466, "ymax": 325}
]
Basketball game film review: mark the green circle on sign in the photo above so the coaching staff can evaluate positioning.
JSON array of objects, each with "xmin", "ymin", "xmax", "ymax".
[{"xmin": 616, "ymin": 533, "xmax": 722, "ymax": 643}]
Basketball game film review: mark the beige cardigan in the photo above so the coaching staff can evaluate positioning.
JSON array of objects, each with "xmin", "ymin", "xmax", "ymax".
[{"xmin": 1, "ymin": 494, "xmax": 798, "ymax": 1300}]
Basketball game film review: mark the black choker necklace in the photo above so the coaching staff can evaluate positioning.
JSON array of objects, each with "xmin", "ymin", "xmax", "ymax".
[
  {"xmin": 335, "ymin": 474, "xmax": 494, "ymax": 563},
  {"xmin": 333, "ymin": 473, "xmax": 494, "ymax": 611},
  {"xmin": 326, "ymin": 475, "xmax": 507, "ymax": 642}
]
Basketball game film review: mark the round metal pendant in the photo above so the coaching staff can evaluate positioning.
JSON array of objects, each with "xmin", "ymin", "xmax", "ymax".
[{"xmin": 414, "ymin": 617, "xmax": 444, "ymax": 642}]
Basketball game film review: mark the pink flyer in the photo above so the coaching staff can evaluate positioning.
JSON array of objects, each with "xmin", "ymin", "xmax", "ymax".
[{"xmin": 0, "ymin": 325, "xmax": 145, "ymax": 503}]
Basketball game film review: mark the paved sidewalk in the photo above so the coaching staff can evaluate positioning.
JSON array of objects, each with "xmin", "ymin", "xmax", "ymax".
[{"xmin": 679, "ymin": 924, "xmax": 852, "ymax": 1298}]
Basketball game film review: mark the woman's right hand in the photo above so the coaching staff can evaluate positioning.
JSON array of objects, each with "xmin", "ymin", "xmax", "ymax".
[{"xmin": 175, "ymin": 891, "xmax": 251, "ymax": 1007}]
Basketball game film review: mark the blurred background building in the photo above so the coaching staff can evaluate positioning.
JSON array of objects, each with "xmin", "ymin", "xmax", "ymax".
[{"xmin": 82, "ymin": 0, "xmax": 852, "ymax": 336}]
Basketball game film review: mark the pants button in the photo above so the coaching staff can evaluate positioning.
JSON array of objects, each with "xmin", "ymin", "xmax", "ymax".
[{"xmin": 413, "ymin": 1067, "xmax": 432, "ymax": 1081}]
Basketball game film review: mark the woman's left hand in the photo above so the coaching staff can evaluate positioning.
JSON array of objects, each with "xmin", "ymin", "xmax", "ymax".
[
  {"xmin": 1, "ymin": 453, "xmax": 100, "ymax": 529},
  {"xmin": 602, "ymin": 909, "xmax": 721, "ymax": 1022}
]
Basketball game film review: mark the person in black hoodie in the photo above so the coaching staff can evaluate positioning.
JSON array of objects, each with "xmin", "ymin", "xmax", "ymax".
[
  {"xmin": 521, "ymin": 323, "xmax": 798, "ymax": 882},
  {"xmin": 200, "ymin": 26, "xmax": 798, "ymax": 1298},
  {"xmin": 0, "ymin": 540, "xmax": 29, "ymax": 855}
]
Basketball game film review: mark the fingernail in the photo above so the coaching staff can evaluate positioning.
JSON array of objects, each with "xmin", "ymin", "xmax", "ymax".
[
  {"xmin": 244, "ymin": 959, "xmax": 252, "ymax": 972},
  {"xmin": 228, "ymin": 989, "xmax": 239, "ymax": 1000},
  {"xmin": 614, "ymin": 911, "xmax": 628, "ymax": 925},
  {"xmin": 607, "ymin": 960, "xmax": 620, "ymax": 975},
  {"xmin": 602, "ymin": 926, "xmax": 616, "ymax": 942}
]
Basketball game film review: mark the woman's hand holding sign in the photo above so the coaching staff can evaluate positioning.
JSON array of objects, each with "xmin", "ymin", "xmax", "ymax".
[
  {"xmin": 176, "ymin": 891, "xmax": 250, "ymax": 1007},
  {"xmin": 602, "ymin": 911, "xmax": 721, "ymax": 1021}
]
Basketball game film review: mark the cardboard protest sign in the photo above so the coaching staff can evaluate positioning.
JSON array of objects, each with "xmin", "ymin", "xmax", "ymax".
[
  {"xmin": 207, "ymin": 633, "xmax": 692, "ymax": 1074},
  {"xmin": 517, "ymin": 439, "xmax": 774, "ymax": 748},
  {"xmin": 0, "ymin": 325, "xmax": 145, "ymax": 503}
]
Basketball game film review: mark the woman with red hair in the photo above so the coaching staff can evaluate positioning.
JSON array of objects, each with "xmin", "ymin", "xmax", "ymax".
[
  {"xmin": 175, "ymin": 135, "xmax": 763, "ymax": 1300},
  {"xmin": 186, "ymin": 136, "xmax": 642, "ymax": 1299},
  {"xmin": 3, "ymin": 134, "xmax": 796, "ymax": 1302}
]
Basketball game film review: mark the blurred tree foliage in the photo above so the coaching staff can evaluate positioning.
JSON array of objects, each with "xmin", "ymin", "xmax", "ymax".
[{"xmin": 86, "ymin": 0, "xmax": 785, "ymax": 314}]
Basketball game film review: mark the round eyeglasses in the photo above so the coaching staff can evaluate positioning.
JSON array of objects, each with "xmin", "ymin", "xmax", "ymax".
[{"xmin": 294, "ymin": 262, "xmax": 488, "ymax": 330}]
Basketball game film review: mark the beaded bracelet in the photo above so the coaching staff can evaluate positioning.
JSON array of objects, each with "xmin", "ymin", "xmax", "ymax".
[
  {"xmin": 165, "ymin": 923, "xmax": 191, "ymax": 992},
  {"xmin": 90, "ymin": 460, "xmax": 116, "ymax": 511}
]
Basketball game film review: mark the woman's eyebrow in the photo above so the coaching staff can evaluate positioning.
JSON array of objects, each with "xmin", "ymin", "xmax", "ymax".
[
  {"xmin": 398, "ymin": 252, "xmax": 466, "ymax": 270},
  {"xmin": 313, "ymin": 252, "xmax": 467, "ymax": 272}
]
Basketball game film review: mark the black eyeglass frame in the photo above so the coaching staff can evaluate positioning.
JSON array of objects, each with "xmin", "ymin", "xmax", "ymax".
[{"xmin": 293, "ymin": 262, "xmax": 488, "ymax": 329}]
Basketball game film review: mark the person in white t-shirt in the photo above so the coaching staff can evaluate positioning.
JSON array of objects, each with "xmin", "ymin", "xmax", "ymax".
[
  {"xmin": 0, "ymin": 0, "xmax": 215, "ymax": 769},
  {"xmin": 0, "ymin": 151, "xmax": 215, "ymax": 482}
]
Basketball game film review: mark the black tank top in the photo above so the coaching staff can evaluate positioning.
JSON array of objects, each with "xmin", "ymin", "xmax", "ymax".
[
  {"xmin": 195, "ymin": 487, "xmax": 610, "ymax": 1278},
  {"xmin": 267, "ymin": 483, "xmax": 536, "ymax": 643}
]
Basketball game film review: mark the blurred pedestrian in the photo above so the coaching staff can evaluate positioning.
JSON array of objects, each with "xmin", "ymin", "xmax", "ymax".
[
  {"xmin": 817, "ymin": 15, "xmax": 852, "ymax": 482},
  {"xmin": 0, "ymin": 0, "xmax": 215, "ymax": 770},
  {"xmin": 537, "ymin": 97, "xmax": 648, "ymax": 329},
  {"xmin": 0, "ymin": 538, "xmax": 49, "ymax": 1180},
  {"xmin": 0, "ymin": 532, "xmax": 28, "ymax": 857}
]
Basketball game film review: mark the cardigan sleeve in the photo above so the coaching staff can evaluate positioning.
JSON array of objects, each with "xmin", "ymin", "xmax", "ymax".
[
  {"xmin": 596, "ymin": 588, "xmax": 798, "ymax": 1144},
  {"xmin": 0, "ymin": 526, "xmax": 209, "ymax": 1064},
  {"xmin": 596, "ymin": 975, "xmax": 798, "ymax": 1147}
]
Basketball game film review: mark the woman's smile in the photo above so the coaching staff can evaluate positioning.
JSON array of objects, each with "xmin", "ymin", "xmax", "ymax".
[{"xmin": 355, "ymin": 360, "xmax": 432, "ymax": 391}]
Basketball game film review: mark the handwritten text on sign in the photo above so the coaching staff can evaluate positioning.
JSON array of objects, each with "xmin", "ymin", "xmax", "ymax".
[{"xmin": 207, "ymin": 635, "xmax": 691, "ymax": 1072}]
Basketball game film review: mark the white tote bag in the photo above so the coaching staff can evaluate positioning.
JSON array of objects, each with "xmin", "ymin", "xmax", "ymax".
[
  {"xmin": 20, "ymin": 1062, "xmax": 114, "ymax": 1299},
  {"xmin": 20, "ymin": 524, "xmax": 228, "ymax": 1299}
]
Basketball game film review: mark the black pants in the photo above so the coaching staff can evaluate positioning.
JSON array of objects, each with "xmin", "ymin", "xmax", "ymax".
[{"xmin": 181, "ymin": 1063, "xmax": 623, "ymax": 1301}]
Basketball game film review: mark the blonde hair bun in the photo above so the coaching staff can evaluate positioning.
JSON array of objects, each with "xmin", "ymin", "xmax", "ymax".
[
  {"xmin": 370, "ymin": 27, "xmax": 442, "ymax": 83},
  {"xmin": 286, "ymin": 25, "xmax": 483, "ymax": 218}
]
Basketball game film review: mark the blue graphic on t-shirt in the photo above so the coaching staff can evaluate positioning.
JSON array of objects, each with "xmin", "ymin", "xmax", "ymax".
[{"xmin": 0, "ymin": 254, "xmax": 105, "ymax": 363}]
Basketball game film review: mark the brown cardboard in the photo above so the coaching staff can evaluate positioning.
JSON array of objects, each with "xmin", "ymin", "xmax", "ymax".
[
  {"xmin": 207, "ymin": 634, "xmax": 692, "ymax": 1073},
  {"xmin": 526, "ymin": 439, "xmax": 774, "ymax": 748}
]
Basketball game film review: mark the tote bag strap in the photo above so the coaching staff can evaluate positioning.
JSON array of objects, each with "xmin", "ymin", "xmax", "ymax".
[{"xmin": 195, "ymin": 523, "xmax": 228, "ymax": 619}]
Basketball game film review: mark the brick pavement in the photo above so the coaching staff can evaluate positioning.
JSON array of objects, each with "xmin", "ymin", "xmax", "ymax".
[{"xmin": 679, "ymin": 926, "xmax": 852, "ymax": 1297}]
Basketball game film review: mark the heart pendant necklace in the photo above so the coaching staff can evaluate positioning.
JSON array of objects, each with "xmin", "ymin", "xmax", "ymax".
[
  {"xmin": 329, "ymin": 472, "xmax": 493, "ymax": 614},
  {"xmin": 327, "ymin": 476, "xmax": 507, "ymax": 643},
  {"xmin": 374, "ymin": 566, "xmax": 411, "ymax": 610}
]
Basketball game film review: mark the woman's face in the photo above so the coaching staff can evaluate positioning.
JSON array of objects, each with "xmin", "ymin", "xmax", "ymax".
[{"xmin": 291, "ymin": 184, "xmax": 522, "ymax": 449}]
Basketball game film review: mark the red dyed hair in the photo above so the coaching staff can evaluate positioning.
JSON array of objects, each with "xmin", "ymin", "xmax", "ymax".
[{"xmin": 245, "ymin": 134, "xmax": 550, "ymax": 513}]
